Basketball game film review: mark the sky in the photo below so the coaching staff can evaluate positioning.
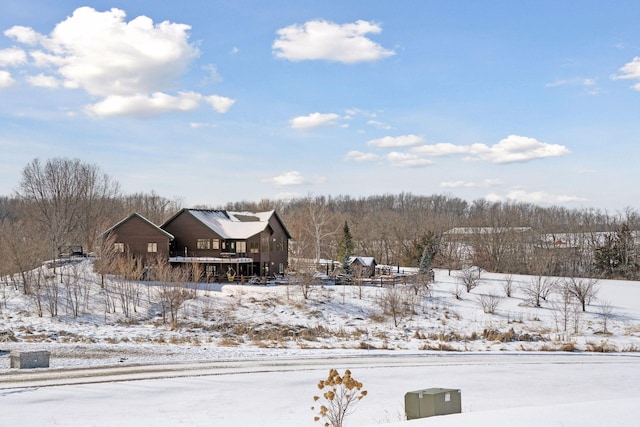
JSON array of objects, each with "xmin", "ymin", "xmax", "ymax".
[{"xmin": 1, "ymin": 1, "xmax": 639, "ymax": 211}]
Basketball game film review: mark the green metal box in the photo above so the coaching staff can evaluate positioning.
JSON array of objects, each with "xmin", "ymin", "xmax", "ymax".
[{"xmin": 405, "ymin": 388, "xmax": 461, "ymax": 420}]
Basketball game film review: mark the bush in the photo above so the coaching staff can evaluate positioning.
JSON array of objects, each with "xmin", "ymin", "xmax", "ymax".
[
  {"xmin": 312, "ymin": 369, "xmax": 367, "ymax": 427},
  {"xmin": 476, "ymin": 293, "xmax": 501, "ymax": 314}
]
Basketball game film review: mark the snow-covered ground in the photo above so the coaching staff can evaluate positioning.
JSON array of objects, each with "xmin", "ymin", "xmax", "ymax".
[
  {"xmin": 1, "ymin": 260, "xmax": 640, "ymax": 425},
  {"xmin": 1, "ymin": 353, "xmax": 639, "ymax": 426}
]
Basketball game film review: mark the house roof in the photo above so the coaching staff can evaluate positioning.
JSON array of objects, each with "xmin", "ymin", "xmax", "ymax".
[
  {"xmin": 102, "ymin": 212, "xmax": 174, "ymax": 240},
  {"xmin": 444, "ymin": 227, "xmax": 532, "ymax": 235},
  {"xmin": 348, "ymin": 256, "xmax": 377, "ymax": 267},
  {"xmin": 163, "ymin": 209, "xmax": 291, "ymax": 240}
]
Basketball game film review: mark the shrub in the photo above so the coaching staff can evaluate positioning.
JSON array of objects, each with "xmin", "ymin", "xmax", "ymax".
[
  {"xmin": 312, "ymin": 369, "xmax": 367, "ymax": 427},
  {"xmin": 476, "ymin": 293, "xmax": 501, "ymax": 314}
]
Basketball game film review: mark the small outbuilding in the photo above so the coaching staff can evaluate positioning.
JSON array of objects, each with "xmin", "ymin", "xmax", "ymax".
[{"xmin": 347, "ymin": 256, "xmax": 377, "ymax": 277}]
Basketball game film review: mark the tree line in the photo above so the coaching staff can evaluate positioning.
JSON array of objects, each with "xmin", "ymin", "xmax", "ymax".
[{"xmin": 1, "ymin": 157, "xmax": 638, "ymax": 281}]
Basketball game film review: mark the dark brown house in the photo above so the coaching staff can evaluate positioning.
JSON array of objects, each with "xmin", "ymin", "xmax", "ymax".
[
  {"xmin": 103, "ymin": 209, "xmax": 291, "ymax": 282},
  {"xmin": 161, "ymin": 209, "xmax": 291, "ymax": 280},
  {"xmin": 103, "ymin": 212, "xmax": 174, "ymax": 264}
]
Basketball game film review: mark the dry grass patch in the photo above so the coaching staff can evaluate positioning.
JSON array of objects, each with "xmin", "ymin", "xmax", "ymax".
[{"xmin": 586, "ymin": 340, "xmax": 617, "ymax": 352}]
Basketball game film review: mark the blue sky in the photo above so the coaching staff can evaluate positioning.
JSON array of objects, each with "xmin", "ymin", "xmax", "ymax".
[{"xmin": 1, "ymin": 1, "xmax": 639, "ymax": 211}]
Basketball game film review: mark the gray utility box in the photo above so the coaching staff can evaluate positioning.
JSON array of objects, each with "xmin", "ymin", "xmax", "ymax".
[
  {"xmin": 405, "ymin": 388, "xmax": 461, "ymax": 420},
  {"xmin": 10, "ymin": 351, "xmax": 50, "ymax": 369}
]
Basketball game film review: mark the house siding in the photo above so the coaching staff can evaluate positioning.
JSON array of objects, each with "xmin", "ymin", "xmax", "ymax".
[
  {"xmin": 162, "ymin": 211, "xmax": 223, "ymax": 258},
  {"xmin": 106, "ymin": 214, "xmax": 171, "ymax": 263}
]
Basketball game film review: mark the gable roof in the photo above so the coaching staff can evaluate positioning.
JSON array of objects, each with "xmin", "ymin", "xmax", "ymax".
[
  {"xmin": 348, "ymin": 256, "xmax": 377, "ymax": 267},
  {"xmin": 103, "ymin": 212, "xmax": 174, "ymax": 240},
  {"xmin": 163, "ymin": 209, "xmax": 291, "ymax": 240}
]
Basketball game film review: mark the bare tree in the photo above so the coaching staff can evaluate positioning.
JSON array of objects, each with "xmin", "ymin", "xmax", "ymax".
[
  {"xmin": 457, "ymin": 267, "xmax": 481, "ymax": 293},
  {"xmin": 303, "ymin": 196, "xmax": 338, "ymax": 263},
  {"xmin": 378, "ymin": 286, "xmax": 409, "ymax": 327},
  {"xmin": 502, "ymin": 274, "xmax": 515, "ymax": 297},
  {"xmin": 522, "ymin": 275, "xmax": 559, "ymax": 307},
  {"xmin": 551, "ymin": 286, "xmax": 574, "ymax": 338},
  {"xmin": 63, "ymin": 263, "xmax": 87, "ymax": 317},
  {"xmin": 0, "ymin": 217, "xmax": 42, "ymax": 294},
  {"xmin": 564, "ymin": 277, "xmax": 599, "ymax": 312},
  {"xmin": 409, "ymin": 270, "xmax": 433, "ymax": 298},
  {"xmin": 43, "ymin": 272, "xmax": 61, "ymax": 317},
  {"xmin": 154, "ymin": 259, "xmax": 192, "ymax": 328},
  {"xmin": 598, "ymin": 300, "xmax": 614, "ymax": 334},
  {"xmin": 17, "ymin": 158, "xmax": 120, "ymax": 266},
  {"xmin": 476, "ymin": 293, "xmax": 501, "ymax": 314},
  {"xmin": 298, "ymin": 270, "xmax": 316, "ymax": 300}
]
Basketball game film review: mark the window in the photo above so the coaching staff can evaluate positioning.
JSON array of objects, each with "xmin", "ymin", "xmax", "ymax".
[
  {"xmin": 261, "ymin": 236, "xmax": 270, "ymax": 252},
  {"xmin": 197, "ymin": 239, "xmax": 210, "ymax": 250},
  {"xmin": 114, "ymin": 242, "xmax": 125, "ymax": 253},
  {"xmin": 279, "ymin": 263, "xmax": 284, "ymax": 274},
  {"xmin": 237, "ymin": 241, "xmax": 246, "ymax": 253},
  {"xmin": 147, "ymin": 242, "xmax": 157, "ymax": 253},
  {"xmin": 250, "ymin": 242, "xmax": 259, "ymax": 253},
  {"xmin": 212, "ymin": 239, "xmax": 220, "ymax": 249}
]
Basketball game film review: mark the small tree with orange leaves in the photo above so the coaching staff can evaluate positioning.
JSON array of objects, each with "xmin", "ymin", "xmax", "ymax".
[{"xmin": 311, "ymin": 369, "xmax": 367, "ymax": 427}]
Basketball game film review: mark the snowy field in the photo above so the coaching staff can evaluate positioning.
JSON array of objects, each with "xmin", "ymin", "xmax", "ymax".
[
  {"xmin": 1, "ymin": 260, "xmax": 640, "ymax": 425},
  {"xmin": 1, "ymin": 352, "xmax": 640, "ymax": 426}
]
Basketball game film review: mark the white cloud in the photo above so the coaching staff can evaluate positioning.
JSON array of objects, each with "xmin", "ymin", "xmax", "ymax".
[
  {"xmin": 290, "ymin": 112, "xmax": 340, "ymax": 130},
  {"xmin": 202, "ymin": 64, "xmax": 223, "ymax": 83},
  {"xmin": 85, "ymin": 91, "xmax": 204, "ymax": 117},
  {"xmin": 468, "ymin": 135, "xmax": 569, "ymax": 164},
  {"xmin": 203, "ymin": 95, "xmax": 235, "ymax": 113},
  {"xmin": 263, "ymin": 171, "xmax": 326, "ymax": 187},
  {"xmin": 612, "ymin": 56, "xmax": 640, "ymax": 90},
  {"xmin": 270, "ymin": 171, "xmax": 306, "ymax": 186},
  {"xmin": 412, "ymin": 142, "xmax": 470, "ymax": 156},
  {"xmin": 4, "ymin": 25, "xmax": 41, "ymax": 45},
  {"xmin": 190, "ymin": 122, "xmax": 217, "ymax": 129},
  {"xmin": 387, "ymin": 152, "xmax": 432, "ymax": 168},
  {"xmin": 4, "ymin": 7, "xmax": 234, "ymax": 117},
  {"xmin": 367, "ymin": 119, "xmax": 392, "ymax": 130},
  {"xmin": 0, "ymin": 47, "xmax": 27, "ymax": 66},
  {"xmin": 0, "ymin": 70, "xmax": 15, "ymax": 88},
  {"xmin": 545, "ymin": 77, "xmax": 600, "ymax": 95},
  {"xmin": 26, "ymin": 73, "xmax": 61, "ymax": 88},
  {"xmin": 344, "ymin": 150, "xmax": 380, "ymax": 162},
  {"xmin": 273, "ymin": 19, "xmax": 395, "ymax": 63},
  {"xmin": 487, "ymin": 190, "xmax": 587, "ymax": 205},
  {"xmin": 367, "ymin": 135, "xmax": 424, "ymax": 148},
  {"xmin": 440, "ymin": 179, "xmax": 503, "ymax": 188}
]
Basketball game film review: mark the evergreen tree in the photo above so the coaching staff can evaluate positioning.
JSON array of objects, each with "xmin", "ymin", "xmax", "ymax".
[
  {"xmin": 418, "ymin": 246, "xmax": 432, "ymax": 274},
  {"xmin": 594, "ymin": 223, "xmax": 639, "ymax": 279},
  {"xmin": 337, "ymin": 221, "xmax": 354, "ymax": 274}
]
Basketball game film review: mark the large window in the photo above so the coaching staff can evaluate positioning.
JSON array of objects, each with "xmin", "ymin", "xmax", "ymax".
[
  {"xmin": 236, "ymin": 241, "xmax": 246, "ymax": 253},
  {"xmin": 147, "ymin": 242, "xmax": 157, "ymax": 253},
  {"xmin": 261, "ymin": 236, "xmax": 270, "ymax": 252},
  {"xmin": 250, "ymin": 241, "xmax": 259, "ymax": 253},
  {"xmin": 114, "ymin": 242, "xmax": 125, "ymax": 253},
  {"xmin": 197, "ymin": 239, "xmax": 210, "ymax": 250},
  {"xmin": 212, "ymin": 239, "xmax": 220, "ymax": 249}
]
